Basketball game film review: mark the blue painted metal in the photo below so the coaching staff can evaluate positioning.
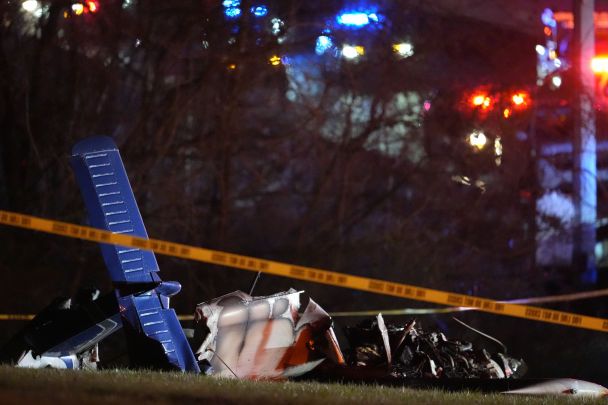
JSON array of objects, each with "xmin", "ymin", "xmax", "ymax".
[{"xmin": 70, "ymin": 136, "xmax": 200, "ymax": 372}]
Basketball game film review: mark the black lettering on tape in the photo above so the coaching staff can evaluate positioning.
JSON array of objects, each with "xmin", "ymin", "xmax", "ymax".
[
  {"xmin": 100, "ymin": 233, "xmax": 110, "ymax": 241},
  {"xmin": 9, "ymin": 215, "xmax": 17, "ymax": 223},
  {"xmin": 525, "ymin": 308, "xmax": 541, "ymax": 318},
  {"xmin": 290, "ymin": 267, "xmax": 305, "ymax": 277},
  {"xmin": 259, "ymin": 262, "xmax": 269, "ymax": 270},
  {"xmin": 416, "ymin": 290, "xmax": 426, "ymax": 298},
  {"xmin": 369, "ymin": 281, "xmax": 384, "ymax": 291},
  {"xmin": 0, "ymin": 213, "xmax": 7, "ymax": 221},
  {"xmin": 447, "ymin": 295, "xmax": 463, "ymax": 305},
  {"xmin": 53, "ymin": 223, "xmax": 68, "ymax": 233},
  {"xmin": 168, "ymin": 245, "xmax": 177, "ymax": 254},
  {"xmin": 337, "ymin": 276, "xmax": 347, "ymax": 284},
  {"xmin": 572, "ymin": 316, "xmax": 582, "ymax": 325},
  {"xmin": 21, "ymin": 217, "xmax": 31, "ymax": 226},
  {"xmin": 180, "ymin": 247, "xmax": 190, "ymax": 256},
  {"xmin": 212, "ymin": 253, "xmax": 226, "ymax": 263},
  {"xmin": 494, "ymin": 303, "xmax": 504, "ymax": 312},
  {"xmin": 132, "ymin": 238, "xmax": 147, "ymax": 248}
]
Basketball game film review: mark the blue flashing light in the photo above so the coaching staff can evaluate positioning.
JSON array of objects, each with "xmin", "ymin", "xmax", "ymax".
[
  {"xmin": 251, "ymin": 5, "xmax": 268, "ymax": 17},
  {"xmin": 223, "ymin": 0, "xmax": 240, "ymax": 7},
  {"xmin": 336, "ymin": 12, "xmax": 370, "ymax": 27},
  {"xmin": 315, "ymin": 35, "xmax": 333, "ymax": 55},
  {"xmin": 541, "ymin": 8, "xmax": 556, "ymax": 28},
  {"xmin": 225, "ymin": 7, "xmax": 241, "ymax": 18}
]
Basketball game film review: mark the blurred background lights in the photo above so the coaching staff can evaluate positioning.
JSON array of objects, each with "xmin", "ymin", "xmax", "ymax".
[
  {"xmin": 251, "ymin": 5, "xmax": 267, "ymax": 17},
  {"xmin": 315, "ymin": 35, "xmax": 333, "ymax": 55},
  {"xmin": 271, "ymin": 18, "xmax": 284, "ymax": 35},
  {"xmin": 541, "ymin": 8, "xmax": 556, "ymax": 27},
  {"xmin": 511, "ymin": 92, "xmax": 529, "ymax": 108},
  {"xmin": 269, "ymin": 55, "xmax": 281, "ymax": 66},
  {"xmin": 535, "ymin": 44, "xmax": 546, "ymax": 55},
  {"xmin": 551, "ymin": 75, "xmax": 562, "ymax": 88},
  {"xmin": 337, "ymin": 12, "xmax": 370, "ymax": 27},
  {"xmin": 471, "ymin": 93, "xmax": 491, "ymax": 109},
  {"xmin": 223, "ymin": 0, "xmax": 241, "ymax": 19},
  {"xmin": 393, "ymin": 42, "xmax": 414, "ymax": 58},
  {"xmin": 591, "ymin": 56, "xmax": 608, "ymax": 73},
  {"xmin": 468, "ymin": 131, "xmax": 487, "ymax": 150},
  {"xmin": 494, "ymin": 137, "xmax": 503, "ymax": 166},
  {"xmin": 342, "ymin": 45, "xmax": 364, "ymax": 59},
  {"xmin": 22, "ymin": 0, "xmax": 40, "ymax": 13},
  {"xmin": 72, "ymin": 3, "xmax": 84, "ymax": 15}
]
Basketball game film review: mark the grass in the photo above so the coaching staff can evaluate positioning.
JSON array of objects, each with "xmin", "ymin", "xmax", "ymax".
[{"xmin": 0, "ymin": 365, "xmax": 605, "ymax": 405}]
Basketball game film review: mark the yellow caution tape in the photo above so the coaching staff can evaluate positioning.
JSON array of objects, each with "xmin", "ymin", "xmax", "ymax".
[
  {"xmin": 329, "ymin": 289, "xmax": 608, "ymax": 317},
  {"xmin": 2, "ymin": 209, "xmax": 608, "ymax": 332},
  {"xmin": 0, "ymin": 314, "xmax": 35, "ymax": 321}
]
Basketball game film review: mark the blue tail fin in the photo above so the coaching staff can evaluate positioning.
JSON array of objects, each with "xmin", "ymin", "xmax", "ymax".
[{"xmin": 70, "ymin": 136, "xmax": 199, "ymax": 372}]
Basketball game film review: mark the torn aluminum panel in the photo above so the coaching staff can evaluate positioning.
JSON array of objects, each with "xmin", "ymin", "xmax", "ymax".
[
  {"xmin": 503, "ymin": 378, "xmax": 608, "ymax": 397},
  {"xmin": 193, "ymin": 289, "xmax": 344, "ymax": 379}
]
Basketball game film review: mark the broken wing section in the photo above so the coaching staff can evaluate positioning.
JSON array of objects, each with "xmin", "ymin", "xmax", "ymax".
[
  {"xmin": 193, "ymin": 289, "xmax": 344, "ymax": 379},
  {"xmin": 70, "ymin": 136, "xmax": 199, "ymax": 372}
]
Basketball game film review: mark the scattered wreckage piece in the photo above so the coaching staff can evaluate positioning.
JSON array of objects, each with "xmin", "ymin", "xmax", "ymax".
[
  {"xmin": 193, "ymin": 289, "xmax": 345, "ymax": 379},
  {"xmin": 343, "ymin": 317, "xmax": 526, "ymax": 379},
  {"xmin": 502, "ymin": 378, "xmax": 608, "ymax": 397},
  {"xmin": 0, "ymin": 289, "xmax": 120, "ymax": 370}
]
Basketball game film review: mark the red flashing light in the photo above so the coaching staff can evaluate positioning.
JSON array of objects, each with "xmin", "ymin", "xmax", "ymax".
[
  {"xmin": 88, "ymin": 1, "xmax": 98, "ymax": 13},
  {"xmin": 470, "ymin": 93, "xmax": 492, "ymax": 110},
  {"xmin": 511, "ymin": 92, "xmax": 529, "ymax": 109}
]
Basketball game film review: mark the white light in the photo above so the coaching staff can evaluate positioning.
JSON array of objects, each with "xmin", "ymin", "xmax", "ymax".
[
  {"xmin": 342, "ymin": 45, "xmax": 364, "ymax": 59},
  {"xmin": 554, "ymin": 58, "xmax": 562, "ymax": 68},
  {"xmin": 337, "ymin": 12, "xmax": 369, "ymax": 27},
  {"xmin": 271, "ymin": 18, "xmax": 284, "ymax": 35},
  {"xmin": 468, "ymin": 131, "xmax": 487, "ymax": 150},
  {"xmin": 535, "ymin": 44, "xmax": 546, "ymax": 56},
  {"xmin": 393, "ymin": 42, "xmax": 414, "ymax": 58},
  {"xmin": 551, "ymin": 75, "xmax": 562, "ymax": 88},
  {"xmin": 22, "ymin": 0, "xmax": 40, "ymax": 13}
]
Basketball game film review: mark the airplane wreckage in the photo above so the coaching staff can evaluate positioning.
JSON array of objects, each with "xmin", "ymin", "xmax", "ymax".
[{"xmin": 1, "ymin": 136, "xmax": 606, "ymax": 396}]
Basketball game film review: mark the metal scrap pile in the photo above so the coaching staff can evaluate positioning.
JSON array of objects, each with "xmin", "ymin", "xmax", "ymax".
[{"xmin": 344, "ymin": 316, "xmax": 527, "ymax": 379}]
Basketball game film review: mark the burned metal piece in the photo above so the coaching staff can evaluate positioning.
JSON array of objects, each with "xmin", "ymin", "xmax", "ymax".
[
  {"xmin": 193, "ymin": 289, "xmax": 344, "ymax": 379},
  {"xmin": 344, "ymin": 318, "xmax": 526, "ymax": 379}
]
